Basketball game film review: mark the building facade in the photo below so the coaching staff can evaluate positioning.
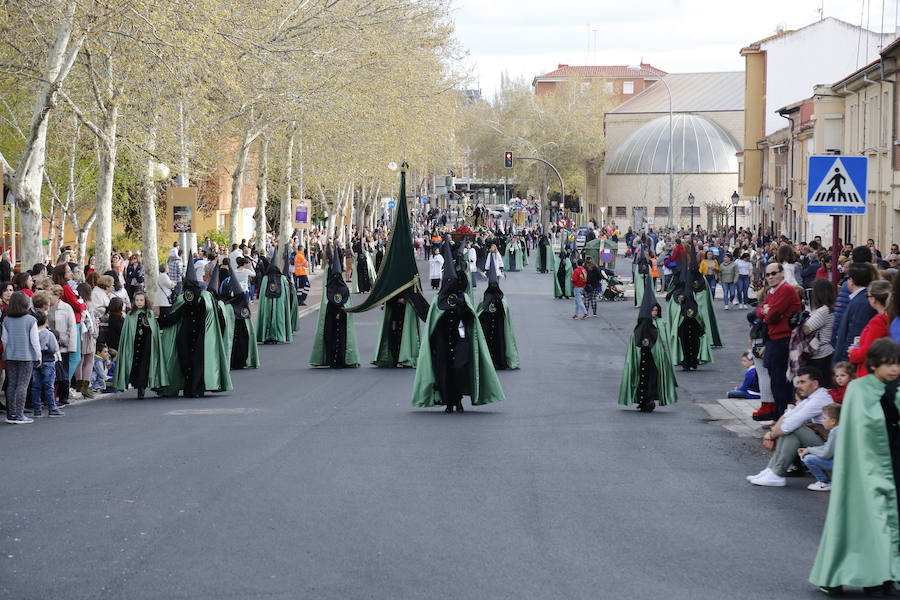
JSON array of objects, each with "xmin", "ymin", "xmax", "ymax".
[{"xmin": 532, "ymin": 63, "xmax": 666, "ymax": 103}]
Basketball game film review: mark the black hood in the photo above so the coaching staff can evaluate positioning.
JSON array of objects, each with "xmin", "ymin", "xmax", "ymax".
[
  {"xmin": 482, "ymin": 256, "xmax": 504, "ymax": 311},
  {"xmin": 281, "ymin": 246, "xmax": 292, "ymax": 278},
  {"xmin": 437, "ymin": 235, "xmax": 465, "ymax": 311},
  {"xmin": 633, "ymin": 278, "xmax": 659, "ymax": 348},
  {"xmin": 539, "ymin": 234, "xmax": 549, "ymax": 247},
  {"xmin": 326, "ymin": 242, "xmax": 350, "ymax": 306},
  {"xmin": 636, "ymin": 245, "xmax": 649, "ymax": 275},
  {"xmin": 226, "ymin": 261, "xmax": 250, "ymax": 320},
  {"xmin": 265, "ymin": 247, "xmax": 283, "ymax": 298},
  {"xmin": 206, "ymin": 259, "xmax": 220, "ymax": 297},
  {"xmin": 559, "ymin": 232, "xmax": 568, "ymax": 258},
  {"xmin": 673, "ymin": 236, "xmax": 701, "ymax": 320}
]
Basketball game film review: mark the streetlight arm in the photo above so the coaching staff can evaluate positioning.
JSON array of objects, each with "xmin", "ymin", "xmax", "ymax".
[{"xmin": 517, "ymin": 156, "xmax": 565, "ymax": 217}]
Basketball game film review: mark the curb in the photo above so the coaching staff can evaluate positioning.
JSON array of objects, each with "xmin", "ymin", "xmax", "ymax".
[{"xmin": 698, "ymin": 398, "xmax": 766, "ymax": 438}]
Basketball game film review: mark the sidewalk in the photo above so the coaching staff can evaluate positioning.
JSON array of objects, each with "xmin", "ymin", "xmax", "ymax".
[{"xmin": 698, "ymin": 398, "xmax": 766, "ymax": 438}]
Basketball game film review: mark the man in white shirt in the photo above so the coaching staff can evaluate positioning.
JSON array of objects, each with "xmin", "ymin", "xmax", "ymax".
[
  {"xmin": 228, "ymin": 243, "xmax": 242, "ymax": 266},
  {"xmin": 747, "ymin": 368, "xmax": 833, "ymax": 487},
  {"xmin": 466, "ymin": 241, "xmax": 478, "ymax": 288}
]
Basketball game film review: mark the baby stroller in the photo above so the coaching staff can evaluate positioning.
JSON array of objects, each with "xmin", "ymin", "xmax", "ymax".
[{"xmin": 599, "ymin": 267, "xmax": 626, "ymax": 301}]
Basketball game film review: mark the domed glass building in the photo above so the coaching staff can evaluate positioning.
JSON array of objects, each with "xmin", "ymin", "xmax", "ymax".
[{"xmin": 606, "ymin": 114, "xmax": 740, "ymax": 175}]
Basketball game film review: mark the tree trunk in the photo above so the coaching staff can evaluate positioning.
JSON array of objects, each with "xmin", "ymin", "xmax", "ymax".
[
  {"xmin": 56, "ymin": 198, "xmax": 69, "ymax": 259},
  {"xmin": 140, "ymin": 125, "xmax": 159, "ymax": 301},
  {"xmin": 279, "ymin": 129, "xmax": 294, "ymax": 249},
  {"xmin": 74, "ymin": 212, "xmax": 97, "ymax": 269},
  {"xmin": 3, "ymin": 5, "xmax": 84, "ymax": 268},
  {"xmin": 94, "ymin": 105, "xmax": 119, "ymax": 274},
  {"xmin": 254, "ymin": 137, "xmax": 269, "ymax": 252},
  {"xmin": 229, "ymin": 124, "xmax": 254, "ymax": 245}
]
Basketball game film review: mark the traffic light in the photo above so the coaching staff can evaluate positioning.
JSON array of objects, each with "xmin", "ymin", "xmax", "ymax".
[{"xmin": 504, "ymin": 151, "xmax": 513, "ymax": 168}]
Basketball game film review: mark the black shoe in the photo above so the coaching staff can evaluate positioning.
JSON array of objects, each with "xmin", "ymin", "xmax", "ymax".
[
  {"xmin": 48, "ymin": 409, "xmax": 64, "ymax": 417},
  {"xmin": 819, "ymin": 586, "xmax": 842, "ymax": 596},
  {"xmin": 444, "ymin": 406, "xmax": 453, "ymax": 413},
  {"xmin": 32, "ymin": 410, "xmax": 44, "ymax": 418},
  {"xmin": 58, "ymin": 400, "xmax": 70, "ymax": 406},
  {"xmin": 752, "ymin": 412, "xmax": 776, "ymax": 422},
  {"xmin": 456, "ymin": 404, "xmax": 464, "ymax": 413},
  {"xmin": 137, "ymin": 388, "xmax": 145, "ymax": 399}
]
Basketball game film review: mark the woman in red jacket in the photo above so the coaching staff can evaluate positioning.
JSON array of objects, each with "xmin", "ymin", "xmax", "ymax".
[
  {"xmin": 52, "ymin": 264, "xmax": 86, "ymax": 387},
  {"xmin": 847, "ymin": 279, "xmax": 891, "ymax": 378}
]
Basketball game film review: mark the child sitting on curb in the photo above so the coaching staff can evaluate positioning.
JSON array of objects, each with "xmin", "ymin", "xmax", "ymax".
[
  {"xmin": 798, "ymin": 403, "xmax": 840, "ymax": 492},
  {"xmin": 728, "ymin": 351, "xmax": 760, "ymax": 399}
]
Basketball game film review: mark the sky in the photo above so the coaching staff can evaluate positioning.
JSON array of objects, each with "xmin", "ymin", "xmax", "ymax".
[{"xmin": 451, "ymin": 0, "xmax": 900, "ymax": 99}]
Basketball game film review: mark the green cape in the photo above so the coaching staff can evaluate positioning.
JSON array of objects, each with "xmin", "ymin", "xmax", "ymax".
[
  {"xmin": 475, "ymin": 297, "xmax": 520, "ymax": 370},
  {"xmin": 663, "ymin": 296, "xmax": 713, "ymax": 367},
  {"xmin": 521, "ymin": 240, "xmax": 529, "ymax": 266},
  {"xmin": 233, "ymin": 315, "xmax": 260, "ymax": 368},
  {"xmin": 256, "ymin": 274, "xmax": 293, "ymax": 344},
  {"xmin": 289, "ymin": 283, "xmax": 300, "ymax": 332},
  {"xmin": 554, "ymin": 255, "xmax": 574, "ymax": 298},
  {"xmin": 695, "ymin": 283, "xmax": 723, "ymax": 346},
  {"xmin": 504, "ymin": 242, "xmax": 524, "ymax": 271},
  {"xmin": 810, "ymin": 375, "xmax": 900, "ymax": 588},
  {"xmin": 411, "ymin": 293, "xmax": 505, "ymax": 407},
  {"xmin": 371, "ymin": 300, "xmax": 420, "ymax": 368},
  {"xmin": 634, "ymin": 270, "xmax": 653, "ymax": 307},
  {"xmin": 617, "ymin": 331, "xmax": 678, "ymax": 406},
  {"xmin": 220, "ymin": 300, "xmax": 235, "ymax": 363},
  {"xmin": 112, "ymin": 309, "xmax": 167, "ymax": 391},
  {"xmin": 157, "ymin": 292, "xmax": 233, "ymax": 394},
  {"xmin": 309, "ymin": 291, "xmax": 360, "ymax": 367}
]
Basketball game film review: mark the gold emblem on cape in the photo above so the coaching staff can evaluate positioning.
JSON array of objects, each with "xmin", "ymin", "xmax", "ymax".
[
  {"xmin": 240, "ymin": 307, "xmax": 250, "ymax": 319},
  {"xmin": 447, "ymin": 293, "xmax": 458, "ymax": 307},
  {"xmin": 676, "ymin": 293, "xmax": 685, "ymax": 304},
  {"xmin": 641, "ymin": 338, "xmax": 650, "ymax": 347},
  {"xmin": 184, "ymin": 289, "xmax": 195, "ymax": 302},
  {"xmin": 138, "ymin": 313, "xmax": 149, "ymax": 327},
  {"xmin": 686, "ymin": 307, "xmax": 695, "ymax": 317},
  {"xmin": 488, "ymin": 302, "xmax": 498, "ymax": 313},
  {"xmin": 333, "ymin": 293, "xmax": 343, "ymax": 304},
  {"xmin": 268, "ymin": 282, "xmax": 277, "ymax": 293}
]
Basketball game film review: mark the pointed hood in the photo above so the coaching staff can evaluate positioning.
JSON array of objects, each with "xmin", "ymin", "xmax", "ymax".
[
  {"xmin": 326, "ymin": 241, "xmax": 350, "ymax": 306},
  {"xmin": 265, "ymin": 247, "xmax": 283, "ymax": 298},
  {"xmin": 437, "ymin": 234, "xmax": 463, "ymax": 310},
  {"xmin": 345, "ymin": 162, "xmax": 426, "ymax": 319},
  {"xmin": 559, "ymin": 230, "xmax": 568, "ymax": 258},
  {"xmin": 482, "ymin": 253, "xmax": 504, "ymax": 311},
  {"xmin": 636, "ymin": 244, "xmax": 649, "ymax": 274},
  {"xmin": 674, "ymin": 236, "xmax": 701, "ymax": 320},
  {"xmin": 633, "ymin": 278, "xmax": 659, "ymax": 348},
  {"xmin": 281, "ymin": 246, "xmax": 292, "ymax": 278},
  {"xmin": 206, "ymin": 259, "xmax": 220, "ymax": 297},
  {"xmin": 226, "ymin": 260, "xmax": 250, "ymax": 320}
]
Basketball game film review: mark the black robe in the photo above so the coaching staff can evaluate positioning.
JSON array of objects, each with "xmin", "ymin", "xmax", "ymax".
[
  {"xmin": 323, "ymin": 302, "xmax": 349, "ymax": 368},
  {"xmin": 478, "ymin": 299, "xmax": 508, "ymax": 370},
  {"xmin": 354, "ymin": 243, "xmax": 372, "ymax": 293},
  {"xmin": 231, "ymin": 317, "xmax": 251, "ymax": 369},
  {"xmin": 161, "ymin": 292, "xmax": 207, "ymax": 397},
  {"xmin": 129, "ymin": 316, "xmax": 152, "ymax": 390},
  {"xmin": 431, "ymin": 307, "xmax": 472, "ymax": 410}
]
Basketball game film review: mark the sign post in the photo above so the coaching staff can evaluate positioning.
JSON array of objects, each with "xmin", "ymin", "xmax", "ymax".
[{"xmin": 807, "ymin": 155, "xmax": 867, "ymax": 285}]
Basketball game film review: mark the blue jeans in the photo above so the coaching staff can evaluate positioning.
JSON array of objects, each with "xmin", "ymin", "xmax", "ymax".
[
  {"xmin": 802, "ymin": 454, "xmax": 834, "ymax": 482},
  {"xmin": 574, "ymin": 287, "xmax": 587, "ymax": 316},
  {"xmin": 705, "ymin": 274, "xmax": 717, "ymax": 298},
  {"xmin": 31, "ymin": 363, "xmax": 57, "ymax": 412},
  {"xmin": 721, "ymin": 281, "xmax": 735, "ymax": 306},
  {"xmin": 737, "ymin": 274, "xmax": 750, "ymax": 304}
]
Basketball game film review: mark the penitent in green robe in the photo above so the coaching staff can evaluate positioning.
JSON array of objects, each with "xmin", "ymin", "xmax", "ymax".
[
  {"xmin": 695, "ymin": 281, "xmax": 723, "ymax": 346},
  {"xmin": 809, "ymin": 375, "xmax": 900, "ymax": 589},
  {"xmin": 634, "ymin": 270, "xmax": 654, "ymax": 307},
  {"xmin": 219, "ymin": 300, "xmax": 235, "ymax": 363},
  {"xmin": 504, "ymin": 243, "xmax": 524, "ymax": 271},
  {"xmin": 411, "ymin": 294, "xmax": 505, "ymax": 407},
  {"xmin": 350, "ymin": 251, "xmax": 377, "ymax": 294},
  {"xmin": 112, "ymin": 309, "xmax": 167, "ymax": 392},
  {"xmin": 554, "ymin": 256, "xmax": 574, "ymax": 298},
  {"xmin": 309, "ymin": 290, "xmax": 360, "ymax": 367},
  {"xmin": 663, "ymin": 298, "xmax": 713, "ymax": 367},
  {"xmin": 371, "ymin": 300, "xmax": 420, "ymax": 368},
  {"xmin": 289, "ymin": 285, "xmax": 300, "ymax": 332},
  {"xmin": 157, "ymin": 292, "xmax": 232, "ymax": 395},
  {"xmin": 256, "ymin": 274, "xmax": 293, "ymax": 344},
  {"xmin": 617, "ymin": 327, "xmax": 678, "ymax": 407},
  {"xmin": 475, "ymin": 297, "xmax": 520, "ymax": 370}
]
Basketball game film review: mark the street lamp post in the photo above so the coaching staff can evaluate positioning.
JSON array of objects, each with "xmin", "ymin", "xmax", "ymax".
[
  {"xmin": 731, "ymin": 190, "xmax": 739, "ymax": 240},
  {"xmin": 629, "ymin": 65, "xmax": 673, "ymax": 229},
  {"xmin": 688, "ymin": 192, "xmax": 695, "ymax": 231}
]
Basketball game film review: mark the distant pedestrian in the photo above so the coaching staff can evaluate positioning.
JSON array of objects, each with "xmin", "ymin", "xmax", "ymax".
[
  {"xmin": 571, "ymin": 259, "xmax": 588, "ymax": 320},
  {"xmin": 32, "ymin": 311, "xmax": 63, "ymax": 417},
  {"xmin": 2, "ymin": 292, "xmax": 40, "ymax": 424}
]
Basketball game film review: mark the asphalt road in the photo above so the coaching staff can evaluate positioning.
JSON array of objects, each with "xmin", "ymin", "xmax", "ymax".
[{"xmin": 0, "ymin": 259, "xmax": 839, "ymax": 599}]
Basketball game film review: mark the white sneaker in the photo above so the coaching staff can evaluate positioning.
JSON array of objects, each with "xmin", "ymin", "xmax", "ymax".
[
  {"xmin": 724, "ymin": 305, "xmax": 729, "ymax": 310},
  {"xmin": 746, "ymin": 468, "xmax": 770, "ymax": 481},
  {"xmin": 750, "ymin": 470, "xmax": 787, "ymax": 487},
  {"xmin": 807, "ymin": 481, "xmax": 831, "ymax": 492},
  {"xmin": 69, "ymin": 388, "xmax": 83, "ymax": 399}
]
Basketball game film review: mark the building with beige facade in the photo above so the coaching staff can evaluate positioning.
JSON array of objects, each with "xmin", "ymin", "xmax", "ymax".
[{"xmin": 585, "ymin": 71, "xmax": 745, "ymax": 232}]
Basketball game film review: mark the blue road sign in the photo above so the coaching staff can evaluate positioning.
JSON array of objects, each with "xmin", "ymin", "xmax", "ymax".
[
  {"xmin": 388, "ymin": 200, "xmax": 396, "ymax": 209},
  {"xmin": 807, "ymin": 155, "xmax": 867, "ymax": 215}
]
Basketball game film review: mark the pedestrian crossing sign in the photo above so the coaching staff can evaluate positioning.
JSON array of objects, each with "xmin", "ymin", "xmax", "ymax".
[{"xmin": 806, "ymin": 155, "xmax": 867, "ymax": 214}]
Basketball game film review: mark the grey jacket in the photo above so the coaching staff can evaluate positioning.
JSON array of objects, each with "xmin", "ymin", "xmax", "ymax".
[
  {"xmin": 718, "ymin": 260, "xmax": 738, "ymax": 284},
  {"xmin": 807, "ymin": 426, "xmax": 839, "ymax": 460}
]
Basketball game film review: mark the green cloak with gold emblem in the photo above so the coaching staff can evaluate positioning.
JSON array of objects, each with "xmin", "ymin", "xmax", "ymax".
[
  {"xmin": 310, "ymin": 241, "xmax": 360, "ymax": 368},
  {"xmin": 475, "ymin": 253, "xmax": 520, "ymax": 370},
  {"xmin": 619, "ymin": 290, "xmax": 677, "ymax": 411},
  {"xmin": 554, "ymin": 234, "xmax": 574, "ymax": 298},
  {"xmin": 112, "ymin": 308, "xmax": 167, "ymax": 393},
  {"xmin": 664, "ymin": 242, "xmax": 713, "ymax": 369},
  {"xmin": 412, "ymin": 235, "xmax": 505, "ymax": 409},
  {"xmin": 371, "ymin": 295, "xmax": 420, "ymax": 368},
  {"xmin": 256, "ymin": 265, "xmax": 294, "ymax": 345},
  {"xmin": 695, "ymin": 279, "xmax": 723, "ymax": 347},
  {"xmin": 223, "ymin": 261, "xmax": 259, "ymax": 369}
]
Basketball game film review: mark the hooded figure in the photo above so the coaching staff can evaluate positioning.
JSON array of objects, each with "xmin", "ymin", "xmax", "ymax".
[
  {"xmin": 412, "ymin": 235, "xmax": 505, "ymax": 412},
  {"xmin": 205, "ymin": 259, "xmax": 236, "ymax": 366},
  {"xmin": 554, "ymin": 233, "xmax": 574, "ymax": 298},
  {"xmin": 476, "ymin": 252, "xmax": 520, "ymax": 370},
  {"xmin": 310, "ymin": 242, "xmax": 360, "ymax": 368},
  {"xmin": 370, "ymin": 288, "xmax": 421, "ymax": 368},
  {"xmin": 536, "ymin": 234, "xmax": 551, "ymax": 273},
  {"xmin": 694, "ymin": 258, "xmax": 724, "ymax": 347},
  {"xmin": 156, "ymin": 256, "xmax": 232, "ymax": 397},
  {"xmin": 503, "ymin": 234, "xmax": 523, "ymax": 271},
  {"xmin": 350, "ymin": 239, "xmax": 377, "ymax": 294},
  {"xmin": 281, "ymin": 246, "xmax": 301, "ymax": 332},
  {"xmin": 664, "ymin": 241, "xmax": 713, "ymax": 370},
  {"xmin": 112, "ymin": 293, "xmax": 167, "ymax": 399},
  {"xmin": 256, "ymin": 248, "xmax": 294, "ymax": 344},
  {"xmin": 619, "ymin": 285, "xmax": 678, "ymax": 412},
  {"xmin": 226, "ymin": 260, "xmax": 260, "ymax": 369},
  {"xmin": 633, "ymin": 244, "xmax": 654, "ymax": 307}
]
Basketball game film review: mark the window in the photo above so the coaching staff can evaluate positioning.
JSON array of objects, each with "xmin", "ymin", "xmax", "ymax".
[
  {"xmin": 680, "ymin": 206, "xmax": 700, "ymax": 216},
  {"xmin": 623, "ymin": 81, "xmax": 634, "ymax": 95},
  {"xmin": 775, "ymin": 165, "xmax": 785, "ymax": 189},
  {"xmin": 654, "ymin": 206, "xmax": 669, "ymax": 217},
  {"xmin": 735, "ymin": 206, "xmax": 747, "ymax": 216},
  {"xmin": 823, "ymin": 115, "xmax": 842, "ymax": 152},
  {"xmin": 738, "ymin": 162, "xmax": 744, "ymax": 186},
  {"xmin": 615, "ymin": 206, "xmax": 627, "ymax": 217},
  {"xmin": 604, "ymin": 81, "xmax": 613, "ymax": 93},
  {"xmin": 884, "ymin": 91, "xmax": 890, "ymax": 146}
]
